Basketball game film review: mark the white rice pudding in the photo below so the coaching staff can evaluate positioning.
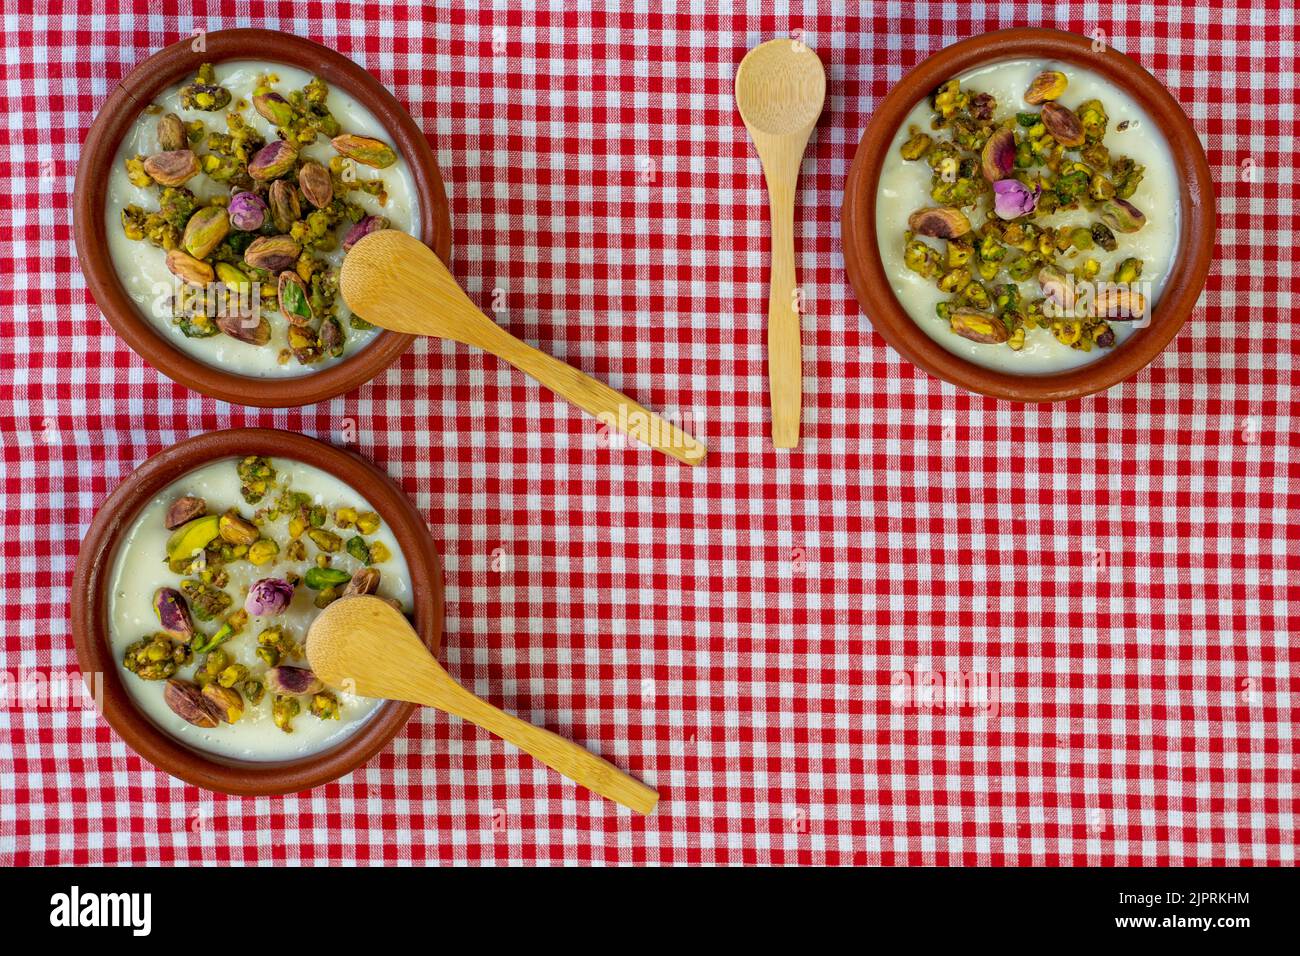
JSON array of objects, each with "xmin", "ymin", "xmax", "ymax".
[
  {"xmin": 106, "ymin": 61, "xmax": 419, "ymax": 377},
  {"xmin": 876, "ymin": 59, "xmax": 1180, "ymax": 373},
  {"xmin": 108, "ymin": 457, "xmax": 413, "ymax": 761}
]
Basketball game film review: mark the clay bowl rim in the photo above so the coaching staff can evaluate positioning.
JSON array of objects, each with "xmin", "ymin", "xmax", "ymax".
[
  {"xmin": 69, "ymin": 428, "xmax": 445, "ymax": 796},
  {"xmin": 73, "ymin": 29, "xmax": 453, "ymax": 408},
  {"xmin": 840, "ymin": 27, "xmax": 1216, "ymax": 402}
]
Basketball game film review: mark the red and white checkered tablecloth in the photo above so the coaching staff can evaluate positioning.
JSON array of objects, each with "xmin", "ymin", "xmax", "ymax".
[{"xmin": 0, "ymin": 0, "xmax": 1294, "ymax": 866}]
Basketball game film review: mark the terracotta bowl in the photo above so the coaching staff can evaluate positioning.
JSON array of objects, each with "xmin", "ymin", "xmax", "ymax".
[
  {"xmin": 841, "ymin": 28, "xmax": 1215, "ymax": 401},
  {"xmin": 74, "ymin": 30, "xmax": 453, "ymax": 408},
  {"xmin": 70, "ymin": 429, "xmax": 444, "ymax": 795}
]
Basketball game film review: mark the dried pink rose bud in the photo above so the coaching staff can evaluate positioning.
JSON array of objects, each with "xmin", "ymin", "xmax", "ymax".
[
  {"xmin": 228, "ymin": 191, "xmax": 267, "ymax": 231},
  {"xmin": 992, "ymin": 179, "xmax": 1041, "ymax": 220},
  {"xmin": 244, "ymin": 577, "xmax": 294, "ymax": 617}
]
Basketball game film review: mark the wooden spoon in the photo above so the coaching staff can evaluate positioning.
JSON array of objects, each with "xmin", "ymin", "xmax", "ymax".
[
  {"xmin": 341, "ymin": 230, "xmax": 705, "ymax": 466},
  {"xmin": 306, "ymin": 596, "xmax": 659, "ymax": 815},
  {"xmin": 735, "ymin": 38, "xmax": 826, "ymax": 449}
]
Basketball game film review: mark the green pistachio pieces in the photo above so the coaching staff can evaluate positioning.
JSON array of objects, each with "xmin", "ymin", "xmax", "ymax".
[
  {"xmin": 345, "ymin": 536, "xmax": 372, "ymax": 565},
  {"xmin": 304, "ymin": 565, "xmax": 350, "ymax": 589},
  {"xmin": 237, "ymin": 456, "xmax": 276, "ymax": 504},
  {"xmin": 123, "ymin": 635, "xmax": 189, "ymax": 680},
  {"xmin": 272, "ymin": 694, "xmax": 300, "ymax": 733},
  {"xmin": 179, "ymin": 64, "xmax": 231, "ymax": 111},
  {"xmin": 191, "ymin": 609, "xmax": 248, "ymax": 654},
  {"xmin": 307, "ymin": 529, "xmax": 342, "ymax": 553}
]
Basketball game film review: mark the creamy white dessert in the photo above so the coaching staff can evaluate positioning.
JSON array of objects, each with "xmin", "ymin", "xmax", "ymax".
[
  {"xmin": 876, "ymin": 59, "xmax": 1180, "ymax": 373},
  {"xmin": 106, "ymin": 60, "xmax": 419, "ymax": 377},
  {"xmin": 108, "ymin": 456, "xmax": 413, "ymax": 761}
]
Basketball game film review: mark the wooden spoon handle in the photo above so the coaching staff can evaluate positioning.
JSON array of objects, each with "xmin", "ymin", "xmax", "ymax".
[
  {"xmin": 427, "ymin": 673, "xmax": 659, "ymax": 815},
  {"xmin": 766, "ymin": 180, "xmax": 802, "ymax": 449},
  {"xmin": 461, "ymin": 314, "xmax": 706, "ymax": 466}
]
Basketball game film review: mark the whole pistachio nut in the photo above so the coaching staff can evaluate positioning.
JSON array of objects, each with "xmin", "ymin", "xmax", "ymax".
[
  {"xmin": 278, "ymin": 272, "xmax": 313, "ymax": 325},
  {"xmin": 949, "ymin": 307, "xmax": 1009, "ymax": 344},
  {"xmin": 228, "ymin": 191, "xmax": 268, "ymax": 231},
  {"xmin": 297, "ymin": 161, "xmax": 333, "ymax": 208},
  {"xmin": 1091, "ymin": 286, "xmax": 1148, "ymax": 320},
  {"xmin": 342, "ymin": 215, "xmax": 388, "ymax": 252},
  {"xmin": 1038, "ymin": 265, "xmax": 1077, "ymax": 315},
  {"xmin": 164, "ymin": 495, "xmax": 207, "ymax": 530},
  {"xmin": 143, "ymin": 149, "xmax": 200, "ymax": 187},
  {"xmin": 319, "ymin": 315, "xmax": 345, "ymax": 357},
  {"xmin": 268, "ymin": 179, "xmax": 301, "ymax": 232},
  {"xmin": 244, "ymin": 235, "xmax": 301, "ymax": 273},
  {"xmin": 248, "ymin": 140, "xmax": 298, "ymax": 181},
  {"xmin": 181, "ymin": 206, "xmax": 231, "ymax": 260},
  {"xmin": 153, "ymin": 587, "xmax": 196, "ymax": 640},
  {"xmin": 215, "ymin": 311, "xmax": 272, "ymax": 346},
  {"xmin": 218, "ymin": 510, "xmax": 260, "ymax": 546},
  {"xmin": 1100, "ymin": 198, "xmax": 1146, "ymax": 233},
  {"xmin": 252, "ymin": 91, "xmax": 295, "ymax": 127},
  {"xmin": 165, "ymin": 249, "xmax": 214, "ymax": 288},
  {"xmin": 907, "ymin": 207, "xmax": 971, "ymax": 239},
  {"xmin": 1024, "ymin": 70, "xmax": 1068, "ymax": 105},
  {"xmin": 1091, "ymin": 221, "xmax": 1118, "ymax": 252},
  {"xmin": 343, "ymin": 567, "xmax": 382, "ymax": 596},
  {"xmin": 201, "ymin": 683, "xmax": 244, "ymax": 723},
  {"xmin": 331, "ymin": 133, "xmax": 397, "ymax": 168},
  {"xmin": 215, "ymin": 262, "xmax": 252, "ymax": 294},
  {"xmin": 166, "ymin": 514, "xmax": 220, "ymax": 565},
  {"xmin": 1097, "ymin": 287, "xmax": 1149, "ymax": 321},
  {"xmin": 266, "ymin": 665, "xmax": 324, "ymax": 696},
  {"xmin": 1040, "ymin": 101, "xmax": 1085, "ymax": 147},
  {"xmin": 980, "ymin": 128, "xmax": 1016, "ymax": 182},
  {"xmin": 163, "ymin": 679, "xmax": 222, "ymax": 728},
  {"xmin": 157, "ymin": 112, "xmax": 187, "ymax": 151}
]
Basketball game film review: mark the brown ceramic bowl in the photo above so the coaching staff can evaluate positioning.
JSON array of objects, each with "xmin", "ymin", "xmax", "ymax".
[
  {"xmin": 841, "ymin": 28, "xmax": 1215, "ymax": 401},
  {"xmin": 74, "ymin": 30, "xmax": 453, "ymax": 407},
  {"xmin": 70, "ymin": 429, "xmax": 444, "ymax": 795}
]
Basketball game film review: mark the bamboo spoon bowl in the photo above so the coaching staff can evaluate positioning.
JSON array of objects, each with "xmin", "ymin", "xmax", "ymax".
[
  {"xmin": 306, "ymin": 596, "xmax": 659, "ymax": 814},
  {"xmin": 736, "ymin": 38, "xmax": 826, "ymax": 449},
  {"xmin": 341, "ymin": 230, "xmax": 706, "ymax": 466}
]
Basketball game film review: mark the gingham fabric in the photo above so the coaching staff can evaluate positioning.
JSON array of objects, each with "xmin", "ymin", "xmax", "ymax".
[{"xmin": 1, "ymin": 0, "xmax": 1294, "ymax": 866}]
